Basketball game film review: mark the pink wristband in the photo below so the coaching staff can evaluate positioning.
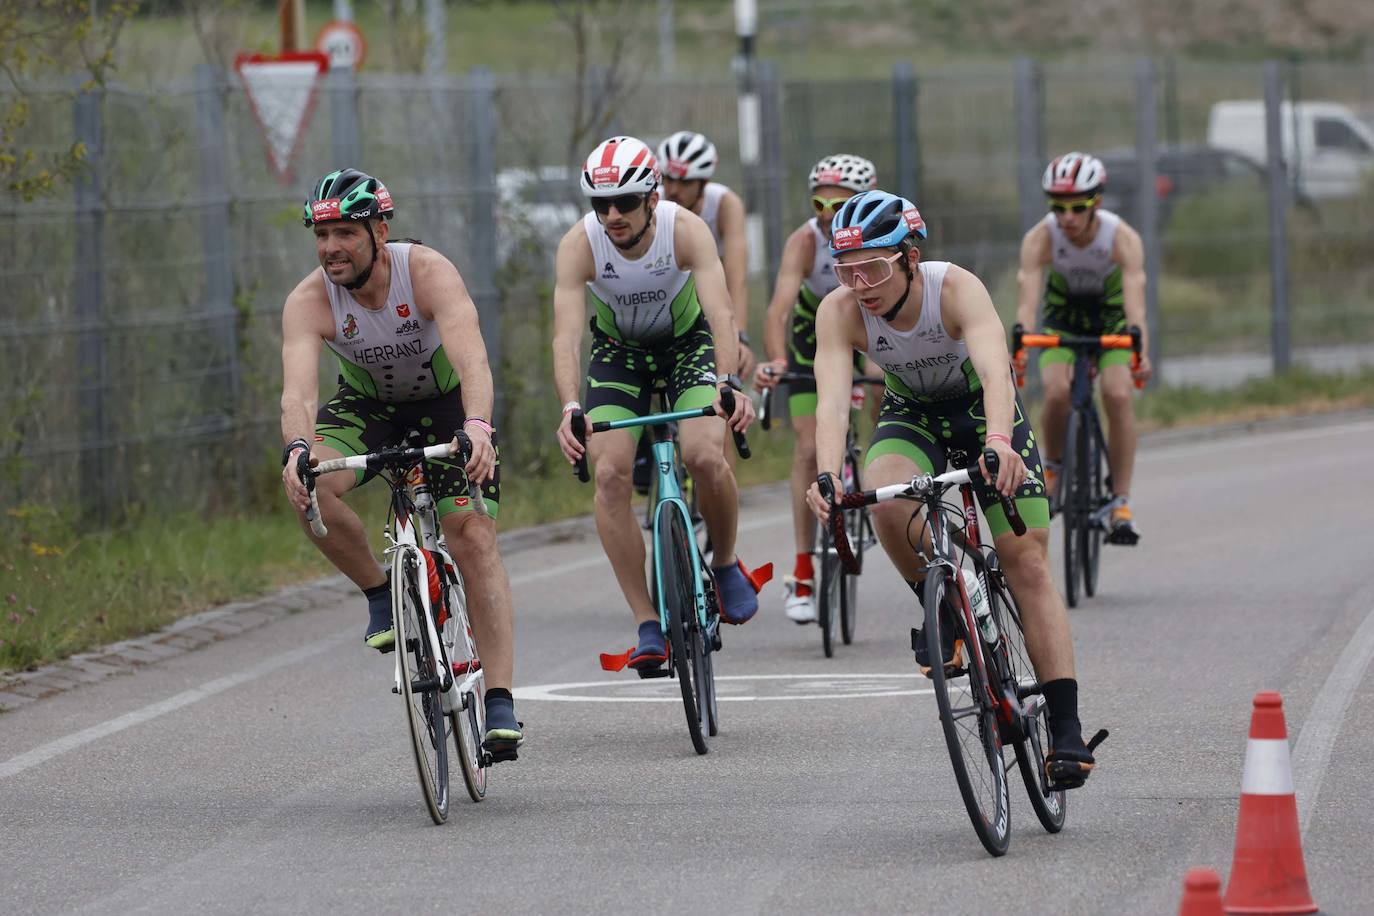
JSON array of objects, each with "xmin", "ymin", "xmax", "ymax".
[
  {"xmin": 464, "ymin": 417, "xmax": 495, "ymax": 436},
  {"xmin": 985, "ymin": 433, "xmax": 1011, "ymax": 447}
]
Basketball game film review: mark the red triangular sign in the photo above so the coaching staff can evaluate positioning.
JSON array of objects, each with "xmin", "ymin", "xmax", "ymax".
[{"xmin": 235, "ymin": 52, "xmax": 328, "ymax": 186}]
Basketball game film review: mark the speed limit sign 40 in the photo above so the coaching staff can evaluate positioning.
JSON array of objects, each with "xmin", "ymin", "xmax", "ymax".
[{"xmin": 315, "ymin": 20, "xmax": 367, "ymax": 71}]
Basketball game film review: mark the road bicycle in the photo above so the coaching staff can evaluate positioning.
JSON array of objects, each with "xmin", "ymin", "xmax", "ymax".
[
  {"xmin": 758, "ymin": 368, "xmax": 881, "ymax": 656},
  {"xmin": 570, "ymin": 390, "xmax": 750, "ymax": 755},
  {"xmin": 299, "ymin": 432, "xmax": 490, "ymax": 824},
  {"xmin": 820, "ymin": 451, "xmax": 1096, "ymax": 856},
  {"xmin": 1012, "ymin": 326, "xmax": 1142, "ymax": 608}
]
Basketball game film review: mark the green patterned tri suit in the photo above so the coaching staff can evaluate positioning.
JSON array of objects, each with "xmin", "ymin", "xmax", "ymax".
[
  {"xmin": 581, "ymin": 200, "xmax": 718, "ymax": 426},
  {"xmin": 785, "ymin": 217, "xmax": 855, "ymax": 417},
  {"xmin": 315, "ymin": 241, "xmax": 501, "ymax": 517},
  {"xmin": 1038, "ymin": 207, "xmax": 1131, "ymax": 371},
  {"xmin": 863, "ymin": 261, "xmax": 1049, "ymax": 537}
]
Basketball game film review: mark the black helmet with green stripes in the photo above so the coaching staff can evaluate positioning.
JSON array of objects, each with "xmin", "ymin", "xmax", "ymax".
[{"xmin": 302, "ymin": 168, "xmax": 394, "ymax": 227}]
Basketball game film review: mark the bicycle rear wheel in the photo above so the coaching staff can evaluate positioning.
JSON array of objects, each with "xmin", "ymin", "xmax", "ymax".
[
  {"xmin": 986, "ymin": 561, "xmax": 1066, "ymax": 833},
  {"xmin": 840, "ymin": 452, "xmax": 866, "ymax": 645},
  {"xmin": 818, "ymin": 524, "xmax": 840, "ymax": 658},
  {"xmin": 1082, "ymin": 419, "xmax": 1104, "ymax": 598},
  {"xmin": 658, "ymin": 504, "xmax": 709, "ymax": 754},
  {"xmin": 1061, "ymin": 411, "xmax": 1083, "ymax": 608},
  {"xmin": 392, "ymin": 547, "xmax": 450, "ymax": 824},
  {"xmin": 442, "ymin": 574, "xmax": 487, "ymax": 802},
  {"xmin": 924, "ymin": 565, "xmax": 1011, "ymax": 856}
]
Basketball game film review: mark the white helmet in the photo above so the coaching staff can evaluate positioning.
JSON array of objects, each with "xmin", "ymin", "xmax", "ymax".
[
  {"xmin": 580, "ymin": 136, "xmax": 660, "ymax": 197},
  {"xmin": 656, "ymin": 131, "xmax": 718, "ymax": 181},
  {"xmin": 1042, "ymin": 152, "xmax": 1107, "ymax": 195},
  {"xmin": 808, "ymin": 154, "xmax": 877, "ymax": 193}
]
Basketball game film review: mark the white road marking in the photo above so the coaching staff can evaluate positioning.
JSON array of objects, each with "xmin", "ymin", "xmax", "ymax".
[
  {"xmin": 1292, "ymin": 603, "xmax": 1374, "ymax": 833},
  {"xmin": 514, "ymin": 672, "xmax": 936, "ymax": 703},
  {"xmin": 0, "ymin": 633, "xmax": 351, "ymax": 781}
]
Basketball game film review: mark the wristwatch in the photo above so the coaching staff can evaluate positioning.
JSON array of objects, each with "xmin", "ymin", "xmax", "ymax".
[{"xmin": 718, "ymin": 373, "xmax": 743, "ymax": 391}]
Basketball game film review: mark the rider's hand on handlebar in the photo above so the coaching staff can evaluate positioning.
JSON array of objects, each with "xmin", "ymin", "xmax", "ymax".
[
  {"xmin": 555, "ymin": 408, "xmax": 587, "ymax": 465},
  {"xmin": 281, "ymin": 446, "xmax": 318, "ymax": 513},
  {"xmin": 1132, "ymin": 353, "xmax": 1153, "ymax": 385},
  {"xmin": 753, "ymin": 359, "xmax": 787, "ymax": 392},
  {"xmin": 805, "ymin": 475, "xmax": 835, "ymax": 524},
  {"xmin": 716, "ymin": 383, "xmax": 755, "ymax": 432},
  {"xmin": 459, "ymin": 423, "xmax": 497, "ymax": 485},
  {"xmin": 979, "ymin": 436, "xmax": 1026, "ymax": 498}
]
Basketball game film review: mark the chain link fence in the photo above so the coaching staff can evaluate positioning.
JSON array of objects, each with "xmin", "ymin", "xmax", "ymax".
[{"xmin": 3, "ymin": 58, "xmax": 1372, "ymax": 520}]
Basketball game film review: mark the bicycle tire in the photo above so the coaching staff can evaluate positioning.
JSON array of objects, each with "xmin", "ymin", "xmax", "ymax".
[
  {"xmin": 442, "ymin": 573, "xmax": 487, "ymax": 802},
  {"xmin": 924, "ymin": 565, "xmax": 1012, "ymax": 856},
  {"xmin": 986, "ymin": 564, "xmax": 1066, "ymax": 833},
  {"xmin": 696, "ymin": 558, "xmax": 719, "ymax": 738},
  {"xmin": 392, "ymin": 546, "xmax": 450, "ymax": 824},
  {"xmin": 840, "ymin": 451, "xmax": 864, "ymax": 645},
  {"xmin": 1082, "ymin": 418, "xmax": 1103, "ymax": 598},
  {"xmin": 658, "ymin": 504, "xmax": 709, "ymax": 755},
  {"xmin": 1061, "ymin": 411, "xmax": 1083, "ymax": 608},
  {"xmin": 818, "ymin": 524, "xmax": 840, "ymax": 658}
]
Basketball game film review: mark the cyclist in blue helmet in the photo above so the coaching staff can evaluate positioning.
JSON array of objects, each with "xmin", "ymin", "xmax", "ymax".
[{"xmin": 803, "ymin": 189, "xmax": 1102, "ymax": 791}]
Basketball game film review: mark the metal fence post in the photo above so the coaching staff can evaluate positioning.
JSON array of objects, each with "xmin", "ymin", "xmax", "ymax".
[
  {"xmin": 195, "ymin": 65, "xmax": 243, "ymax": 448},
  {"xmin": 73, "ymin": 87, "xmax": 108, "ymax": 522},
  {"xmin": 1134, "ymin": 58, "xmax": 1161, "ymax": 384},
  {"xmin": 329, "ymin": 65, "xmax": 360, "ymax": 167},
  {"xmin": 1014, "ymin": 56, "xmax": 1045, "ymax": 234},
  {"xmin": 892, "ymin": 61, "xmax": 919, "ymax": 203},
  {"xmin": 466, "ymin": 67, "xmax": 502, "ymax": 421},
  {"xmin": 757, "ymin": 60, "xmax": 784, "ymax": 289},
  {"xmin": 1263, "ymin": 61, "xmax": 1291, "ymax": 374}
]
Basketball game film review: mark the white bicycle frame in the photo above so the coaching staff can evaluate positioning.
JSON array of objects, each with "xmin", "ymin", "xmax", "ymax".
[{"xmin": 305, "ymin": 443, "xmax": 487, "ymax": 710}]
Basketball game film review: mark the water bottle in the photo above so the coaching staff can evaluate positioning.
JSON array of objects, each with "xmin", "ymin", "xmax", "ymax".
[{"xmin": 961, "ymin": 568, "xmax": 998, "ymax": 644}]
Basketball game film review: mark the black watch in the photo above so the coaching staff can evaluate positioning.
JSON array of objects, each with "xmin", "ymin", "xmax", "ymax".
[
  {"xmin": 718, "ymin": 373, "xmax": 743, "ymax": 392},
  {"xmin": 282, "ymin": 437, "xmax": 309, "ymax": 467}
]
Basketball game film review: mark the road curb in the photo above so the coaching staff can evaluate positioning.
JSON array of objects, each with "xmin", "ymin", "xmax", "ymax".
[{"xmin": 2, "ymin": 411, "xmax": 1363, "ymax": 712}]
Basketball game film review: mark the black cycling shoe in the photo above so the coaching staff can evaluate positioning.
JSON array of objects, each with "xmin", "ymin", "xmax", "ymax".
[
  {"xmin": 911, "ymin": 623, "xmax": 964, "ymax": 679},
  {"xmin": 1046, "ymin": 728, "xmax": 1108, "ymax": 790},
  {"xmin": 482, "ymin": 721, "xmax": 524, "ymax": 764}
]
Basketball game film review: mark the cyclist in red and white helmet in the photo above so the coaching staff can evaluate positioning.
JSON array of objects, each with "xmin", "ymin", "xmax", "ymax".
[
  {"xmin": 753, "ymin": 153, "xmax": 877, "ymax": 624},
  {"xmin": 656, "ymin": 131, "xmax": 753, "ymax": 379},
  {"xmin": 1016, "ymin": 151, "xmax": 1152, "ymax": 544},
  {"xmin": 553, "ymin": 136, "xmax": 763, "ymax": 671}
]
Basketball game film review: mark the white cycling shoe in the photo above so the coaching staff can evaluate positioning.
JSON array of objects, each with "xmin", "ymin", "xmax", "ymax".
[{"xmin": 783, "ymin": 575, "xmax": 817, "ymax": 624}]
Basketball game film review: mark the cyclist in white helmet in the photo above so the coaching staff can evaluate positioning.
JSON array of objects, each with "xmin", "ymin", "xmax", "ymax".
[
  {"xmin": 753, "ymin": 153, "xmax": 878, "ymax": 624},
  {"xmin": 552, "ymin": 136, "xmax": 761, "ymax": 673},
  {"xmin": 1015, "ymin": 151, "xmax": 1152, "ymax": 544}
]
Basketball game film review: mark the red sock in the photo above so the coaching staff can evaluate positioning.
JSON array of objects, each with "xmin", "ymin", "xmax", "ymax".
[{"xmin": 793, "ymin": 552, "xmax": 814, "ymax": 597}]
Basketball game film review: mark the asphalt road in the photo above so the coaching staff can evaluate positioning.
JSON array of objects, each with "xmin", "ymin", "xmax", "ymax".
[{"xmin": 3, "ymin": 416, "xmax": 1373, "ymax": 915}]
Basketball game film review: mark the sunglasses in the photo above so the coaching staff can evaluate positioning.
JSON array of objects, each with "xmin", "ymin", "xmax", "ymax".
[
  {"xmin": 1048, "ymin": 195, "xmax": 1100, "ymax": 214},
  {"xmin": 835, "ymin": 252, "xmax": 904, "ymax": 289},
  {"xmin": 590, "ymin": 193, "xmax": 648, "ymax": 216},
  {"xmin": 811, "ymin": 195, "xmax": 850, "ymax": 216}
]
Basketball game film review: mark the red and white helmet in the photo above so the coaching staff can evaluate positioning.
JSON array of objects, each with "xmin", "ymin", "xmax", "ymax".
[
  {"xmin": 580, "ymin": 136, "xmax": 661, "ymax": 198},
  {"xmin": 1042, "ymin": 152, "xmax": 1107, "ymax": 196},
  {"xmin": 808, "ymin": 154, "xmax": 877, "ymax": 193},
  {"xmin": 657, "ymin": 131, "xmax": 717, "ymax": 181}
]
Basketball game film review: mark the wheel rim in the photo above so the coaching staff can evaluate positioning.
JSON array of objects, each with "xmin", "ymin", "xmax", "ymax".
[
  {"xmin": 661, "ymin": 507, "xmax": 707, "ymax": 754},
  {"xmin": 394, "ymin": 550, "xmax": 449, "ymax": 823},
  {"xmin": 444, "ymin": 613, "xmax": 487, "ymax": 802},
  {"xmin": 820, "ymin": 537, "xmax": 839, "ymax": 657}
]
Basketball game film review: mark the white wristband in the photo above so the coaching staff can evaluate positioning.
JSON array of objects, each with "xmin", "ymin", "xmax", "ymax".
[{"xmin": 562, "ymin": 400, "xmax": 582, "ymax": 415}]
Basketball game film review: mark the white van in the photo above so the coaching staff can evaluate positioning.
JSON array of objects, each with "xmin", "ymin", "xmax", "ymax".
[{"xmin": 1207, "ymin": 101, "xmax": 1374, "ymax": 199}]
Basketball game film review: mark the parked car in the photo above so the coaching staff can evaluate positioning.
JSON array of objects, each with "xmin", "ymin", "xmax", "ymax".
[
  {"xmin": 1208, "ymin": 100, "xmax": 1374, "ymax": 200},
  {"xmin": 1095, "ymin": 144, "xmax": 1269, "ymax": 228}
]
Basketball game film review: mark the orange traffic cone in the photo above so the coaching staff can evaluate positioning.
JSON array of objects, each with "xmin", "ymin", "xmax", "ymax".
[
  {"xmin": 1179, "ymin": 868, "xmax": 1225, "ymax": 916},
  {"xmin": 1222, "ymin": 692, "xmax": 1319, "ymax": 915}
]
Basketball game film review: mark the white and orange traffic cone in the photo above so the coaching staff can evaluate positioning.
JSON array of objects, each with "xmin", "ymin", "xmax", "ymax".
[
  {"xmin": 1222, "ymin": 691, "xmax": 1320, "ymax": 915},
  {"xmin": 1179, "ymin": 867, "xmax": 1225, "ymax": 916}
]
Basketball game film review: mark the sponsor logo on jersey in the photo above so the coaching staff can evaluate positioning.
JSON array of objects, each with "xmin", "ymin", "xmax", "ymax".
[
  {"xmin": 314, "ymin": 435, "xmax": 325, "ymax": 442},
  {"xmin": 832, "ymin": 226, "xmax": 863, "ymax": 250},
  {"xmin": 602, "ymin": 261, "xmax": 619, "ymax": 279},
  {"xmin": 647, "ymin": 254, "xmax": 674, "ymax": 277},
  {"xmin": 342, "ymin": 313, "xmax": 359, "ymax": 340},
  {"xmin": 454, "ymin": 496, "xmax": 470, "ymax": 508},
  {"xmin": 311, "ymin": 198, "xmax": 342, "ymax": 222},
  {"xmin": 875, "ymin": 335, "xmax": 893, "ymax": 352},
  {"xmin": 902, "ymin": 207, "xmax": 925, "ymax": 233},
  {"xmin": 592, "ymin": 165, "xmax": 620, "ymax": 189},
  {"xmin": 395, "ymin": 318, "xmax": 421, "ymax": 336},
  {"xmin": 396, "ymin": 302, "xmax": 411, "ymax": 317}
]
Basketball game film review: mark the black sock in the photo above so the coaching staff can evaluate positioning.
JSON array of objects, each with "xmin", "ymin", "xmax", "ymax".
[
  {"xmin": 1041, "ymin": 678, "xmax": 1083, "ymax": 744},
  {"xmin": 486, "ymin": 687, "xmax": 512, "ymax": 703},
  {"xmin": 362, "ymin": 582, "xmax": 389, "ymax": 599}
]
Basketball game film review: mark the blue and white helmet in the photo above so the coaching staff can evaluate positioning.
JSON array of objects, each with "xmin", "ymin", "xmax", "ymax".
[{"xmin": 828, "ymin": 189, "xmax": 927, "ymax": 255}]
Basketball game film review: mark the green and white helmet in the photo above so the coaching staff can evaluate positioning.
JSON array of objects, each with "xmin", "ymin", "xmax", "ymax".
[{"xmin": 302, "ymin": 168, "xmax": 395, "ymax": 226}]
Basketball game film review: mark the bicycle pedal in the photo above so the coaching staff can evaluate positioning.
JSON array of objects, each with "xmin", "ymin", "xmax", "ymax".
[{"xmin": 637, "ymin": 666, "xmax": 671, "ymax": 679}]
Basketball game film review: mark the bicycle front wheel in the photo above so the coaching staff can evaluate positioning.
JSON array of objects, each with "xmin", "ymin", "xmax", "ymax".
[
  {"xmin": 1082, "ymin": 419, "xmax": 1104, "ymax": 598},
  {"xmin": 924, "ymin": 566, "xmax": 1011, "ymax": 856},
  {"xmin": 393, "ymin": 547, "xmax": 450, "ymax": 824},
  {"xmin": 658, "ymin": 505, "xmax": 709, "ymax": 754},
  {"xmin": 1061, "ymin": 411, "xmax": 1083, "ymax": 608},
  {"xmin": 442, "ymin": 575, "xmax": 487, "ymax": 803},
  {"xmin": 817, "ymin": 523, "xmax": 840, "ymax": 658},
  {"xmin": 986, "ymin": 563, "xmax": 1066, "ymax": 833},
  {"xmin": 839, "ymin": 452, "xmax": 866, "ymax": 645}
]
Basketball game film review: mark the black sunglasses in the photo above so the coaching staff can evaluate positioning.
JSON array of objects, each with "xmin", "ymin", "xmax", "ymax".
[{"xmin": 590, "ymin": 193, "xmax": 647, "ymax": 215}]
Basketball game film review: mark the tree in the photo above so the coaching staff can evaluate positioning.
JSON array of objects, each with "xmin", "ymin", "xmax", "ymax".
[{"xmin": 0, "ymin": 0, "xmax": 138, "ymax": 202}]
